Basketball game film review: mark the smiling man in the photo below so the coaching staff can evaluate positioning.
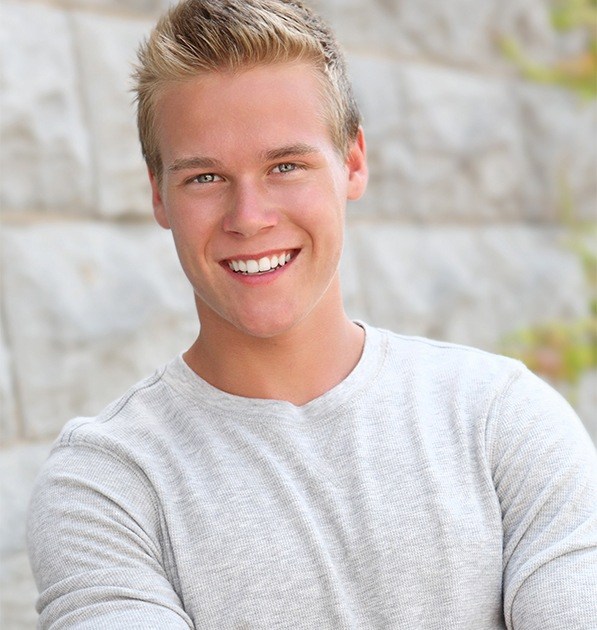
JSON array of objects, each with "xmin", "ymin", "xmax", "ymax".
[
  {"xmin": 27, "ymin": 1, "xmax": 597, "ymax": 629},
  {"xmin": 149, "ymin": 61, "xmax": 367, "ymax": 404}
]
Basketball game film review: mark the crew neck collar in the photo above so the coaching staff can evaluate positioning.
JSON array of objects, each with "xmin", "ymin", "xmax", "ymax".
[{"xmin": 163, "ymin": 322, "xmax": 386, "ymax": 418}]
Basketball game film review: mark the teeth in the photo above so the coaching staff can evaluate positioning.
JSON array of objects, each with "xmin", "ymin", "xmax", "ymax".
[
  {"xmin": 258, "ymin": 257, "xmax": 271, "ymax": 272},
  {"xmin": 228, "ymin": 251, "xmax": 294, "ymax": 275}
]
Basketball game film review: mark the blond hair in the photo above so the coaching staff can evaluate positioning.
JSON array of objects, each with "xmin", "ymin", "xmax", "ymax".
[{"xmin": 133, "ymin": 0, "xmax": 361, "ymax": 179}]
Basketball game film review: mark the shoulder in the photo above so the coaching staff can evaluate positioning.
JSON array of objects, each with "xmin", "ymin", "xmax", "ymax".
[
  {"xmin": 366, "ymin": 324, "xmax": 592, "ymax": 444},
  {"xmin": 57, "ymin": 361, "xmax": 173, "ymax": 452},
  {"xmin": 371, "ymin": 324, "xmax": 526, "ymax": 396},
  {"xmin": 380, "ymin": 326, "xmax": 522, "ymax": 370},
  {"xmin": 49, "ymin": 353, "xmax": 208, "ymax": 472},
  {"xmin": 30, "ymin": 360, "xmax": 185, "ymax": 529}
]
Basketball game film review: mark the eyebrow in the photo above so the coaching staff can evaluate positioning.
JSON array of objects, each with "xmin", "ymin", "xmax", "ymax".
[
  {"xmin": 167, "ymin": 156, "xmax": 223, "ymax": 173},
  {"xmin": 261, "ymin": 143, "xmax": 320, "ymax": 161},
  {"xmin": 166, "ymin": 143, "xmax": 321, "ymax": 174}
]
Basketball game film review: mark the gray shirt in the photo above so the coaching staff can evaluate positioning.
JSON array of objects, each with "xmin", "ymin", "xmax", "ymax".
[{"xmin": 27, "ymin": 324, "xmax": 597, "ymax": 629}]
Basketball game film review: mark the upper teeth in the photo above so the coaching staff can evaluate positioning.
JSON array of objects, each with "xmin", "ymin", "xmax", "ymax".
[{"xmin": 229, "ymin": 252, "xmax": 292, "ymax": 274}]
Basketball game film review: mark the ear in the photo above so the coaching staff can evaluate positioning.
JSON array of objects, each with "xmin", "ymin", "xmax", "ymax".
[
  {"xmin": 346, "ymin": 127, "xmax": 368, "ymax": 201},
  {"xmin": 148, "ymin": 168, "xmax": 171, "ymax": 229}
]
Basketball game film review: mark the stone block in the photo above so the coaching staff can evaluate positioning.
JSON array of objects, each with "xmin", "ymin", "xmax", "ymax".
[
  {"xmin": 402, "ymin": 65, "xmax": 529, "ymax": 221},
  {"xmin": 344, "ymin": 223, "xmax": 587, "ymax": 351},
  {"xmin": 0, "ymin": 444, "xmax": 51, "ymax": 626},
  {"xmin": 0, "ymin": 442, "xmax": 54, "ymax": 630},
  {"xmin": 68, "ymin": 0, "xmax": 162, "ymax": 13},
  {"xmin": 351, "ymin": 58, "xmax": 595, "ymax": 224},
  {"xmin": 0, "ymin": 442, "xmax": 53, "ymax": 557},
  {"xmin": 315, "ymin": 0, "xmax": 567, "ymax": 70},
  {"xmin": 350, "ymin": 61, "xmax": 528, "ymax": 221},
  {"xmin": 0, "ymin": 550, "xmax": 38, "ymax": 630},
  {"xmin": 311, "ymin": 0, "xmax": 412, "ymax": 58},
  {"xmin": 16, "ymin": 0, "xmax": 161, "ymax": 11},
  {"xmin": 72, "ymin": 13, "xmax": 153, "ymax": 217},
  {"xmin": 339, "ymin": 227, "xmax": 369, "ymax": 323},
  {"xmin": 0, "ymin": 311, "xmax": 18, "ymax": 446},
  {"xmin": 348, "ymin": 56, "xmax": 414, "ymax": 221},
  {"xmin": 514, "ymin": 84, "xmax": 597, "ymax": 222},
  {"xmin": 1, "ymin": 223, "xmax": 198, "ymax": 441},
  {"xmin": 491, "ymin": 0, "xmax": 592, "ymax": 67},
  {"xmin": 0, "ymin": 3, "xmax": 92, "ymax": 214}
]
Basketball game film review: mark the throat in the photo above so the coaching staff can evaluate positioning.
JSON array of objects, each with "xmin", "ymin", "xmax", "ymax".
[{"xmin": 184, "ymin": 319, "xmax": 365, "ymax": 405}]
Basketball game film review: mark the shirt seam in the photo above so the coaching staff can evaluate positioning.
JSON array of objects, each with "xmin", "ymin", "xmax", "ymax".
[
  {"xmin": 62, "ymin": 365, "xmax": 168, "ymax": 444},
  {"xmin": 484, "ymin": 364, "xmax": 527, "ymax": 474}
]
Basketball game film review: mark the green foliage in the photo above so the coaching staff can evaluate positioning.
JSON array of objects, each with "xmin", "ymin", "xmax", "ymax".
[
  {"xmin": 551, "ymin": 0, "xmax": 597, "ymax": 31},
  {"xmin": 500, "ymin": 0, "xmax": 597, "ymax": 98},
  {"xmin": 502, "ymin": 318, "xmax": 597, "ymax": 385},
  {"xmin": 501, "ymin": 211, "xmax": 597, "ymax": 387},
  {"xmin": 499, "ymin": 0, "xmax": 597, "ymax": 392}
]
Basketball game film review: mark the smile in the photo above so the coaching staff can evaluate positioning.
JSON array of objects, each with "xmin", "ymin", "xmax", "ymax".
[{"xmin": 227, "ymin": 251, "xmax": 294, "ymax": 275}]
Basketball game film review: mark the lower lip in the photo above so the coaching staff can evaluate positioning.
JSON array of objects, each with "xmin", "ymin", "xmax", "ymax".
[{"xmin": 223, "ymin": 254, "xmax": 298, "ymax": 285}]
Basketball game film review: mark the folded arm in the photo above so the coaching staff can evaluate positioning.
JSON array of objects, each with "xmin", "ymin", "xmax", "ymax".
[
  {"xmin": 27, "ymin": 441, "xmax": 194, "ymax": 629},
  {"xmin": 488, "ymin": 369, "xmax": 597, "ymax": 629}
]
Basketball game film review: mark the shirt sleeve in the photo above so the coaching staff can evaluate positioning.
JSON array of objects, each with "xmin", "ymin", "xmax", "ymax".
[
  {"xmin": 26, "ymin": 440, "xmax": 195, "ymax": 629},
  {"xmin": 487, "ymin": 367, "xmax": 597, "ymax": 630}
]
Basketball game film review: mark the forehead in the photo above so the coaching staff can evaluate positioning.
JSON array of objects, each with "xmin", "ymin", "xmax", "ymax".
[{"xmin": 153, "ymin": 62, "xmax": 334, "ymax": 165}]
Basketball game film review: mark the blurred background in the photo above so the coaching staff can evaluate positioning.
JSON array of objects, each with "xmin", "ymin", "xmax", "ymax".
[{"xmin": 1, "ymin": 0, "xmax": 595, "ymax": 626}]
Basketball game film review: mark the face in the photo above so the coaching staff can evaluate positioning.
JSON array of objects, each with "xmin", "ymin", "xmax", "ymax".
[{"xmin": 150, "ymin": 62, "xmax": 368, "ymax": 340}]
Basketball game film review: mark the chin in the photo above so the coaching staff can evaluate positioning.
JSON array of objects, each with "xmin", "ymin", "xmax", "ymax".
[
  {"xmin": 232, "ymin": 316, "xmax": 301, "ymax": 340},
  {"xmin": 226, "ymin": 302, "xmax": 314, "ymax": 340},
  {"xmin": 197, "ymin": 292, "xmax": 322, "ymax": 341}
]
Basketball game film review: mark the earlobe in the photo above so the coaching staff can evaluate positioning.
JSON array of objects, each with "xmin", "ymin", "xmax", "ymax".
[
  {"xmin": 148, "ymin": 168, "xmax": 171, "ymax": 229},
  {"xmin": 346, "ymin": 127, "xmax": 368, "ymax": 201}
]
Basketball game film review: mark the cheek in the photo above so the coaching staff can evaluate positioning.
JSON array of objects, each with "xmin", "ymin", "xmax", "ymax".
[
  {"xmin": 282, "ymin": 177, "xmax": 346, "ymax": 218},
  {"xmin": 167, "ymin": 211, "xmax": 217, "ymax": 271},
  {"xmin": 167, "ymin": 198, "xmax": 219, "ymax": 240},
  {"xmin": 292, "ymin": 188, "xmax": 346, "ymax": 250}
]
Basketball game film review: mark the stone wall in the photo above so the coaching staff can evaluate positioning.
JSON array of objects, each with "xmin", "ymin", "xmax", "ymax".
[{"xmin": 1, "ymin": 0, "xmax": 595, "ymax": 627}]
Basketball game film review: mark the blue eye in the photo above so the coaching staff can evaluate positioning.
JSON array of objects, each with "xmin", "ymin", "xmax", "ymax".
[
  {"xmin": 194, "ymin": 173, "xmax": 218, "ymax": 183},
  {"xmin": 275, "ymin": 163, "xmax": 296, "ymax": 173}
]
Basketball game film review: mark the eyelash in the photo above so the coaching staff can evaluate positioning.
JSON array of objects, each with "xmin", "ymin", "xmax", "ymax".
[
  {"xmin": 191, "ymin": 173, "xmax": 220, "ymax": 184},
  {"xmin": 273, "ymin": 163, "xmax": 298, "ymax": 174},
  {"xmin": 186, "ymin": 162, "xmax": 304, "ymax": 185}
]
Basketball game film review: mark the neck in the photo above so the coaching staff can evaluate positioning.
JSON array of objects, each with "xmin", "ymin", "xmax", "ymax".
[{"xmin": 184, "ymin": 288, "xmax": 365, "ymax": 406}]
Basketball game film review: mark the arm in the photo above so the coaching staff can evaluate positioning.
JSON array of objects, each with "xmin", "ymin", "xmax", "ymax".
[
  {"xmin": 487, "ymin": 368, "xmax": 597, "ymax": 629},
  {"xmin": 27, "ymin": 441, "xmax": 194, "ymax": 629}
]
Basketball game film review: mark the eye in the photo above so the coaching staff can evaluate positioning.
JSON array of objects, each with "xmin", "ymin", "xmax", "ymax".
[
  {"xmin": 191, "ymin": 173, "xmax": 221, "ymax": 184},
  {"xmin": 273, "ymin": 163, "xmax": 297, "ymax": 174}
]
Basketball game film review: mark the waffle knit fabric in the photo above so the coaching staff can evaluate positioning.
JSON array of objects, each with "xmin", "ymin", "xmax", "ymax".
[{"xmin": 27, "ymin": 323, "xmax": 597, "ymax": 629}]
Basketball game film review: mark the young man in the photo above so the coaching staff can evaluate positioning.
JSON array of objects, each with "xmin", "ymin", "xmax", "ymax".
[{"xmin": 27, "ymin": 1, "xmax": 596, "ymax": 628}]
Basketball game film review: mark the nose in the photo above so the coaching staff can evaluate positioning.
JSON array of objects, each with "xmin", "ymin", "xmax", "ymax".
[{"xmin": 222, "ymin": 181, "xmax": 278, "ymax": 237}]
